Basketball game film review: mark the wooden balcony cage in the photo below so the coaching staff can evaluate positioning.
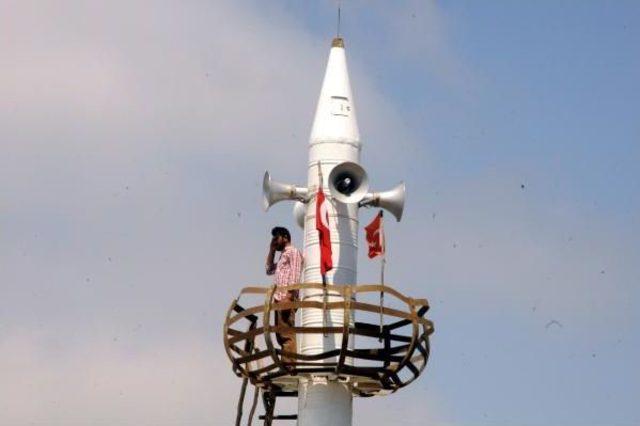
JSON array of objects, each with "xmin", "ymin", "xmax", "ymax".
[{"xmin": 223, "ymin": 283, "xmax": 434, "ymax": 397}]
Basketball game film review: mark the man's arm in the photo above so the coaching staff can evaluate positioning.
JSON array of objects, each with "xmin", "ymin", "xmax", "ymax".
[{"xmin": 266, "ymin": 239, "xmax": 277, "ymax": 275}]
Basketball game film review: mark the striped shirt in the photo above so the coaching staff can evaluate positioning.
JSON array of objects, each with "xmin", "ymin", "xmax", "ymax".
[{"xmin": 266, "ymin": 245, "xmax": 303, "ymax": 302}]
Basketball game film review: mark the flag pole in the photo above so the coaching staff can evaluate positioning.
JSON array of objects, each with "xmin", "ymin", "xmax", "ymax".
[
  {"xmin": 317, "ymin": 161, "xmax": 329, "ymax": 336},
  {"xmin": 322, "ymin": 273, "xmax": 328, "ymax": 337},
  {"xmin": 379, "ymin": 256, "xmax": 385, "ymax": 341},
  {"xmin": 379, "ymin": 211, "xmax": 385, "ymax": 341}
]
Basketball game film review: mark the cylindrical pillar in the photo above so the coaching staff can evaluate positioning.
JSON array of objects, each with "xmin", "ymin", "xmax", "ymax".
[
  {"xmin": 298, "ymin": 377, "xmax": 352, "ymax": 426},
  {"xmin": 297, "ymin": 38, "xmax": 359, "ymax": 425}
]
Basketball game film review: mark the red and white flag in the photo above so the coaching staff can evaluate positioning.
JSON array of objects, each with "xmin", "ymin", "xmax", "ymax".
[
  {"xmin": 365, "ymin": 211, "xmax": 385, "ymax": 259},
  {"xmin": 316, "ymin": 186, "xmax": 333, "ymax": 276}
]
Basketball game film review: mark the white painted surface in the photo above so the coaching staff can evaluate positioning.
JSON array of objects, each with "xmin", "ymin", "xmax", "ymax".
[
  {"xmin": 298, "ymin": 377, "xmax": 352, "ymax": 426},
  {"xmin": 298, "ymin": 38, "xmax": 358, "ymax": 426},
  {"xmin": 308, "ymin": 42, "xmax": 360, "ymax": 149}
]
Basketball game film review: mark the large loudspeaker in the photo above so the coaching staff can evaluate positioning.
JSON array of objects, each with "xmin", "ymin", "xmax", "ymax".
[
  {"xmin": 293, "ymin": 201, "xmax": 306, "ymax": 229},
  {"xmin": 262, "ymin": 171, "xmax": 308, "ymax": 211},
  {"xmin": 328, "ymin": 161, "xmax": 369, "ymax": 204},
  {"xmin": 361, "ymin": 182, "xmax": 406, "ymax": 222}
]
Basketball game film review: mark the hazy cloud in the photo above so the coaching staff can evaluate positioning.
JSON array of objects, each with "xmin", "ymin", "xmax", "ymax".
[{"xmin": 1, "ymin": 1, "xmax": 638, "ymax": 425}]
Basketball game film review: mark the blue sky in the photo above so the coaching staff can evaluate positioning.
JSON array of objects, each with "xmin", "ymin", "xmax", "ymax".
[{"xmin": 1, "ymin": 1, "xmax": 638, "ymax": 425}]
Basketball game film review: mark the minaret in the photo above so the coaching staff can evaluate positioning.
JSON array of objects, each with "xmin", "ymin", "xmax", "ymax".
[
  {"xmin": 298, "ymin": 36, "xmax": 359, "ymax": 425},
  {"xmin": 225, "ymin": 36, "xmax": 431, "ymax": 426}
]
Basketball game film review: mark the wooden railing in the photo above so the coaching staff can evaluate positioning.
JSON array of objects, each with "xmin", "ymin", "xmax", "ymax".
[{"xmin": 223, "ymin": 283, "xmax": 434, "ymax": 397}]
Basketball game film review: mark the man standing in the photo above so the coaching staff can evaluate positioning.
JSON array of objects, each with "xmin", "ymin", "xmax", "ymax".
[{"xmin": 266, "ymin": 226, "xmax": 303, "ymax": 364}]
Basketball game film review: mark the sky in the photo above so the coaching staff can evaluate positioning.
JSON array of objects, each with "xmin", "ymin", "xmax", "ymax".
[{"xmin": 1, "ymin": 1, "xmax": 639, "ymax": 425}]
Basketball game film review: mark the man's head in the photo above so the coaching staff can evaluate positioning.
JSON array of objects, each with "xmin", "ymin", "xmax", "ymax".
[{"xmin": 271, "ymin": 226, "xmax": 291, "ymax": 251}]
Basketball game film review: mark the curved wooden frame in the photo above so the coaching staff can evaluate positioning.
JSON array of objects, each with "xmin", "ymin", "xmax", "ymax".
[{"xmin": 223, "ymin": 283, "xmax": 434, "ymax": 397}]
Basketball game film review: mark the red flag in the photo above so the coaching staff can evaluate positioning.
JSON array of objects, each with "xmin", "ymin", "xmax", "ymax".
[
  {"xmin": 316, "ymin": 187, "xmax": 333, "ymax": 275},
  {"xmin": 365, "ymin": 211, "xmax": 385, "ymax": 259}
]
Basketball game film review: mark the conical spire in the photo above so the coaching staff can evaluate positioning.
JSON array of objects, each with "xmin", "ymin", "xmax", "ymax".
[{"xmin": 309, "ymin": 38, "xmax": 360, "ymax": 147}]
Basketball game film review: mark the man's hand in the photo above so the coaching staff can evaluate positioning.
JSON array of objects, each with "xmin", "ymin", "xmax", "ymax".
[{"xmin": 266, "ymin": 237, "xmax": 277, "ymax": 275}]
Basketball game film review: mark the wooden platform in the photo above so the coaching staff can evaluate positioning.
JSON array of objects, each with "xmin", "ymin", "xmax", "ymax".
[{"xmin": 223, "ymin": 283, "xmax": 434, "ymax": 397}]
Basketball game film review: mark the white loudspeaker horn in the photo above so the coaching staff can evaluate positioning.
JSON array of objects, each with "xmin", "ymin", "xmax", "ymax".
[
  {"xmin": 293, "ymin": 201, "xmax": 306, "ymax": 229},
  {"xmin": 328, "ymin": 161, "xmax": 369, "ymax": 204},
  {"xmin": 262, "ymin": 171, "xmax": 308, "ymax": 211},
  {"xmin": 360, "ymin": 182, "xmax": 406, "ymax": 222}
]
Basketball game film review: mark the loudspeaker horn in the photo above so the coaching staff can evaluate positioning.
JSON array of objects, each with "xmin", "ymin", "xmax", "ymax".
[
  {"xmin": 292, "ymin": 201, "xmax": 306, "ymax": 229},
  {"xmin": 360, "ymin": 182, "xmax": 406, "ymax": 222},
  {"xmin": 327, "ymin": 161, "xmax": 369, "ymax": 204},
  {"xmin": 262, "ymin": 171, "xmax": 308, "ymax": 211}
]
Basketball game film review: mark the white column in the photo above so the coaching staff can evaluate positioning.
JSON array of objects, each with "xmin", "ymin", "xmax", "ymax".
[
  {"xmin": 298, "ymin": 377, "xmax": 352, "ymax": 426},
  {"xmin": 298, "ymin": 38, "xmax": 359, "ymax": 426}
]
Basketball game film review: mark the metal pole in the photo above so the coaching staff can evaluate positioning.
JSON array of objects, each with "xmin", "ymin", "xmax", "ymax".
[
  {"xmin": 379, "ymin": 256, "xmax": 385, "ymax": 341},
  {"xmin": 318, "ymin": 162, "xmax": 329, "ymax": 337},
  {"xmin": 247, "ymin": 386, "xmax": 260, "ymax": 426},
  {"xmin": 235, "ymin": 378, "xmax": 248, "ymax": 426},
  {"xmin": 322, "ymin": 274, "xmax": 328, "ymax": 337}
]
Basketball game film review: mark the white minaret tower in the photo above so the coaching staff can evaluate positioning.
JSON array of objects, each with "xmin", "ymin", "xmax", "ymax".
[
  {"xmin": 297, "ymin": 36, "xmax": 359, "ymax": 426},
  {"xmin": 227, "ymin": 36, "xmax": 430, "ymax": 426}
]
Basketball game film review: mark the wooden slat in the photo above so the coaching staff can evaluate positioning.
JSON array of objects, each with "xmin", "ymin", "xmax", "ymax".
[{"xmin": 223, "ymin": 282, "xmax": 434, "ymax": 397}]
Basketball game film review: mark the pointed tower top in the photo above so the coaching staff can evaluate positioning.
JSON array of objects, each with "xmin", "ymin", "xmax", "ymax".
[{"xmin": 309, "ymin": 38, "xmax": 360, "ymax": 147}]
